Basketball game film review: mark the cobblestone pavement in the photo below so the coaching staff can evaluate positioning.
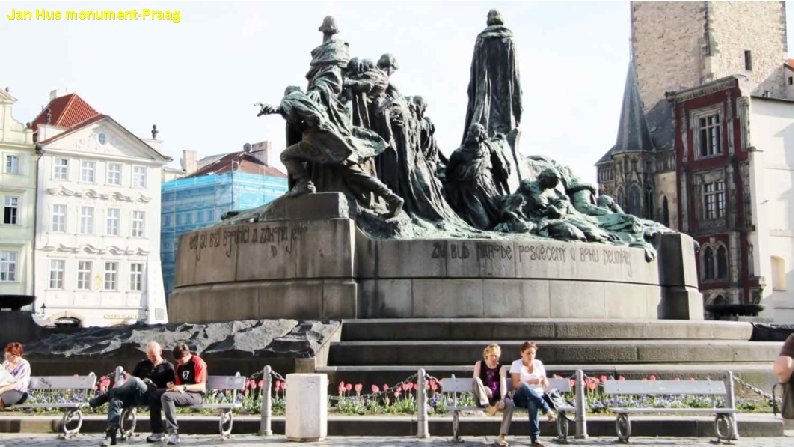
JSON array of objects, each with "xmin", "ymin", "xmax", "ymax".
[{"xmin": 0, "ymin": 434, "xmax": 792, "ymax": 446}]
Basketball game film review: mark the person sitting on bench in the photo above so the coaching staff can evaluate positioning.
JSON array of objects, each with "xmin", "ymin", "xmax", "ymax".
[
  {"xmin": 0, "ymin": 342, "xmax": 31, "ymax": 408},
  {"xmin": 509, "ymin": 341, "xmax": 557, "ymax": 447},
  {"xmin": 473, "ymin": 343, "xmax": 514, "ymax": 447}
]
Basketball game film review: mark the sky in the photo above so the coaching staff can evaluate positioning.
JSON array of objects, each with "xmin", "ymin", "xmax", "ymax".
[{"xmin": 2, "ymin": 1, "xmax": 793, "ymax": 185}]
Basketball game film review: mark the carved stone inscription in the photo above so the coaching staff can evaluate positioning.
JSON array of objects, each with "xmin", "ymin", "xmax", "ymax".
[
  {"xmin": 187, "ymin": 223, "xmax": 309, "ymax": 261},
  {"xmin": 430, "ymin": 240, "xmax": 640, "ymax": 280}
]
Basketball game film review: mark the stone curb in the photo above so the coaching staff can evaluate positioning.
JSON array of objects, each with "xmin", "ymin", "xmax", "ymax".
[{"xmin": 0, "ymin": 415, "xmax": 783, "ymax": 437}]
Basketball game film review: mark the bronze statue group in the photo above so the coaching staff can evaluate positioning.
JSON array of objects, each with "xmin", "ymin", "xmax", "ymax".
[{"xmin": 257, "ymin": 10, "xmax": 669, "ymax": 257}]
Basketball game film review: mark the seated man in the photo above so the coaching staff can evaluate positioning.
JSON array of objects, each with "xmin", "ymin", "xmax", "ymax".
[
  {"xmin": 147, "ymin": 343, "xmax": 207, "ymax": 445},
  {"xmin": 90, "ymin": 341, "xmax": 174, "ymax": 446}
]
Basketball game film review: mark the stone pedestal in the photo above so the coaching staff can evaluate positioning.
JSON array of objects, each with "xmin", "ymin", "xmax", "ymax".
[
  {"xmin": 285, "ymin": 373, "xmax": 327, "ymax": 441},
  {"xmin": 0, "ymin": 311, "xmax": 42, "ymax": 346},
  {"xmin": 169, "ymin": 193, "xmax": 704, "ymax": 321}
]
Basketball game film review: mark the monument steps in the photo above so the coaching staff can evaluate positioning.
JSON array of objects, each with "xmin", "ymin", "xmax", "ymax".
[{"xmin": 319, "ymin": 319, "xmax": 781, "ymax": 388}]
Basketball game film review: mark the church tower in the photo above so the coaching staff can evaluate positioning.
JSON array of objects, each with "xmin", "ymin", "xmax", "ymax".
[{"xmin": 598, "ymin": 2, "xmax": 793, "ymax": 313}]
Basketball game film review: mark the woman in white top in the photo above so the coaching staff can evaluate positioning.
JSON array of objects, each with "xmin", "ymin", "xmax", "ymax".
[{"xmin": 508, "ymin": 341, "xmax": 556, "ymax": 447}]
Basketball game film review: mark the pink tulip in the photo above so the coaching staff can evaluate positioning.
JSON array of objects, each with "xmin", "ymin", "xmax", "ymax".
[
  {"xmin": 618, "ymin": 376, "xmax": 625, "ymax": 381},
  {"xmin": 568, "ymin": 379, "xmax": 575, "ymax": 388},
  {"xmin": 277, "ymin": 380, "xmax": 283, "ymax": 391},
  {"xmin": 346, "ymin": 383, "xmax": 352, "ymax": 391},
  {"xmin": 674, "ymin": 377, "xmax": 681, "ymax": 381},
  {"xmin": 586, "ymin": 382, "xmax": 597, "ymax": 391},
  {"xmin": 371, "ymin": 384, "xmax": 380, "ymax": 393},
  {"xmin": 649, "ymin": 375, "xmax": 657, "ymax": 381},
  {"xmin": 281, "ymin": 381, "xmax": 287, "ymax": 390},
  {"xmin": 249, "ymin": 379, "xmax": 258, "ymax": 390},
  {"xmin": 354, "ymin": 383, "xmax": 363, "ymax": 394},
  {"xmin": 394, "ymin": 390, "xmax": 402, "ymax": 398},
  {"xmin": 258, "ymin": 379, "xmax": 265, "ymax": 388},
  {"xmin": 383, "ymin": 384, "xmax": 389, "ymax": 391},
  {"xmin": 600, "ymin": 375, "xmax": 608, "ymax": 383}
]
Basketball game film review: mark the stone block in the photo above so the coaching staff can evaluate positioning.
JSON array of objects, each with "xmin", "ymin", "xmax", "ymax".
[
  {"xmin": 258, "ymin": 281, "xmax": 323, "ymax": 320},
  {"xmin": 257, "ymin": 192, "xmax": 349, "ymax": 221},
  {"xmin": 661, "ymin": 286, "xmax": 704, "ymax": 320},
  {"xmin": 285, "ymin": 374, "xmax": 327, "ymax": 441},
  {"xmin": 354, "ymin": 228, "xmax": 377, "ymax": 278},
  {"xmin": 604, "ymin": 283, "xmax": 653, "ymax": 319},
  {"xmin": 192, "ymin": 226, "xmax": 240, "ymax": 284},
  {"xmin": 548, "ymin": 281, "xmax": 606, "ymax": 318},
  {"xmin": 321, "ymin": 280, "xmax": 357, "ymax": 319},
  {"xmin": 357, "ymin": 279, "xmax": 413, "ymax": 318},
  {"xmin": 174, "ymin": 233, "xmax": 197, "ymax": 288},
  {"xmin": 235, "ymin": 219, "xmax": 355, "ymax": 281},
  {"xmin": 483, "ymin": 279, "xmax": 550, "ymax": 318},
  {"xmin": 656, "ymin": 232, "xmax": 699, "ymax": 288},
  {"xmin": 446, "ymin": 240, "xmax": 516, "ymax": 278},
  {"xmin": 370, "ymin": 239, "xmax": 447, "ymax": 278},
  {"xmin": 412, "ymin": 279, "xmax": 484, "ymax": 317},
  {"xmin": 205, "ymin": 283, "xmax": 259, "ymax": 321}
]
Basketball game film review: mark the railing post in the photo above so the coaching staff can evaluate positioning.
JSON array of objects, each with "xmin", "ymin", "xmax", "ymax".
[
  {"xmin": 574, "ymin": 369, "xmax": 588, "ymax": 439},
  {"xmin": 260, "ymin": 365, "xmax": 273, "ymax": 436},
  {"xmin": 724, "ymin": 371, "xmax": 739, "ymax": 440},
  {"xmin": 416, "ymin": 368, "xmax": 429, "ymax": 438},
  {"xmin": 113, "ymin": 366, "xmax": 125, "ymax": 387}
]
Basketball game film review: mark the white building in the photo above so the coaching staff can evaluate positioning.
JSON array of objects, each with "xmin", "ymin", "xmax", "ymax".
[
  {"xmin": 749, "ymin": 96, "xmax": 794, "ymax": 322},
  {"xmin": 0, "ymin": 88, "xmax": 35, "ymax": 300},
  {"xmin": 32, "ymin": 90, "xmax": 171, "ymax": 326}
]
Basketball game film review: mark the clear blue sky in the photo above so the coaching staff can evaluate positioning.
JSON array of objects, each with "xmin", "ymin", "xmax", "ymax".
[{"xmin": 2, "ymin": 1, "xmax": 792, "ymax": 184}]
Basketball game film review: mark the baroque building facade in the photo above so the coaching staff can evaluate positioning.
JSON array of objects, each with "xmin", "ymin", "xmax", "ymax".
[
  {"xmin": 0, "ymin": 89, "xmax": 35, "ymax": 300},
  {"xmin": 32, "ymin": 90, "xmax": 171, "ymax": 326},
  {"xmin": 597, "ymin": 1, "xmax": 794, "ymax": 319}
]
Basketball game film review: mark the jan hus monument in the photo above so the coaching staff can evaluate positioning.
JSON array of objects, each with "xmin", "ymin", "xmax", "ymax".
[{"xmin": 169, "ymin": 11, "xmax": 701, "ymax": 322}]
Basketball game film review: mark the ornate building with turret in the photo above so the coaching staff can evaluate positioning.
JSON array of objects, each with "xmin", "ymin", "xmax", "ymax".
[{"xmin": 597, "ymin": 1, "xmax": 794, "ymax": 320}]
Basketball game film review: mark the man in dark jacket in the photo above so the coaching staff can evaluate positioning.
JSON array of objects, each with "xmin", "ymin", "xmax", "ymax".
[{"xmin": 91, "ymin": 341, "xmax": 175, "ymax": 446}]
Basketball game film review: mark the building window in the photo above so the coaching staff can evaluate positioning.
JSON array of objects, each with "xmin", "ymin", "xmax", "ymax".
[
  {"xmin": 698, "ymin": 114, "xmax": 721, "ymax": 157},
  {"xmin": 130, "ymin": 262, "xmax": 144, "ymax": 291},
  {"xmin": 98, "ymin": 133, "xmax": 107, "ymax": 145},
  {"xmin": 5, "ymin": 154, "xmax": 19, "ymax": 174},
  {"xmin": 53, "ymin": 158, "xmax": 69, "ymax": 180},
  {"xmin": 789, "ymin": 76, "xmax": 793, "ymax": 86},
  {"xmin": 744, "ymin": 50, "xmax": 752, "ymax": 71},
  {"xmin": 0, "ymin": 251, "xmax": 17, "ymax": 282},
  {"xmin": 81, "ymin": 160, "xmax": 96, "ymax": 183},
  {"xmin": 716, "ymin": 245, "xmax": 728, "ymax": 279},
  {"xmin": 52, "ymin": 204, "xmax": 66, "ymax": 232},
  {"xmin": 133, "ymin": 166, "xmax": 147, "ymax": 188},
  {"xmin": 703, "ymin": 246, "xmax": 716, "ymax": 280},
  {"xmin": 132, "ymin": 211, "xmax": 145, "ymax": 237},
  {"xmin": 163, "ymin": 214, "xmax": 172, "ymax": 226},
  {"xmin": 3, "ymin": 196, "xmax": 19, "ymax": 224},
  {"xmin": 80, "ymin": 206, "xmax": 94, "ymax": 234},
  {"xmin": 77, "ymin": 260, "xmax": 92, "ymax": 290},
  {"xmin": 627, "ymin": 185, "xmax": 641, "ymax": 216},
  {"xmin": 49, "ymin": 259, "xmax": 65, "ymax": 289},
  {"xmin": 704, "ymin": 181, "xmax": 726, "ymax": 219},
  {"xmin": 104, "ymin": 261, "xmax": 118, "ymax": 290},
  {"xmin": 662, "ymin": 196, "xmax": 670, "ymax": 227},
  {"xmin": 106, "ymin": 208, "xmax": 120, "ymax": 235},
  {"xmin": 107, "ymin": 163, "xmax": 122, "ymax": 185}
]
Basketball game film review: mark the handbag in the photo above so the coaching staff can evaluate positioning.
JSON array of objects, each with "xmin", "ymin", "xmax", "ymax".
[{"xmin": 773, "ymin": 379, "xmax": 794, "ymax": 419}]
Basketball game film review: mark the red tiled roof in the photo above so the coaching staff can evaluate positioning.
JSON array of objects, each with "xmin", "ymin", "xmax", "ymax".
[
  {"xmin": 187, "ymin": 152, "xmax": 287, "ymax": 178},
  {"xmin": 30, "ymin": 93, "xmax": 100, "ymax": 134},
  {"xmin": 786, "ymin": 59, "xmax": 794, "ymax": 71}
]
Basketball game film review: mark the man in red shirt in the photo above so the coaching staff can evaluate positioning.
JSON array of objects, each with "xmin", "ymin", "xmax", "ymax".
[{"xmin": 146, "ymin": 343, "xmax": 207, "ymax": 445}]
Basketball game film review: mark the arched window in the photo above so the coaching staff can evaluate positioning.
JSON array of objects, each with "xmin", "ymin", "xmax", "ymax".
[
  {"xmin": 644, "ymin": 186, "xmax": 654, "ymax": 220},
  {"xmin": 703, "ymin": 246, "xmax": 715, "ymax": 280},
  {"xmin": 627, "ymin": 185, "xmax": 641, "ymax": 216},
  {"xmin": 716, "ymin": 245, "xmax": 728, "ymax": 279},
  {"xmin": 662, "ymin": 196, "xmax": 670, "ymax": 227}
]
